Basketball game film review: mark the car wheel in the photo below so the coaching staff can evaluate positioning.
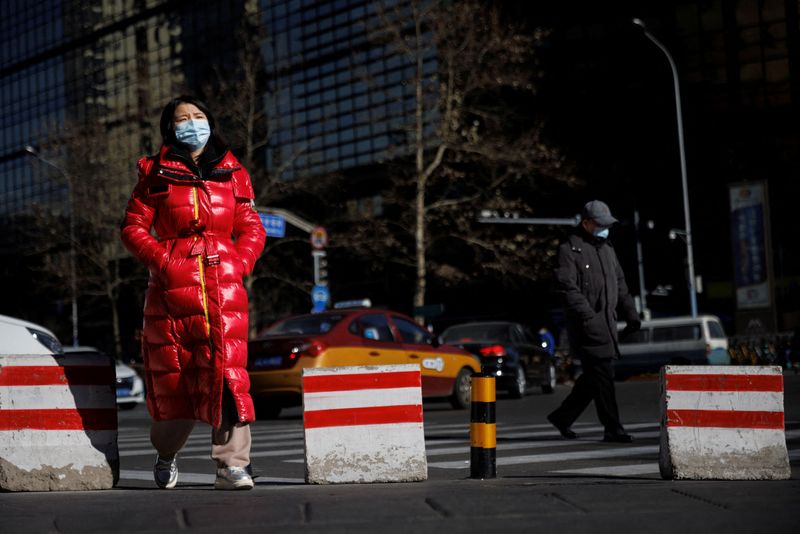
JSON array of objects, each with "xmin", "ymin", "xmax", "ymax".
[
  {"xmin": 449, "ymin": 368, "xmax": 472, "ymax": 409},
  {"xmin": 509, "ymin": 365, "xmax": 527, "ymax": 399},
  {"xmin": 255, "ymin": 399, "xmax": 282, "ymax": 420},
  {"xmin": 118, "ymin": 402, "xmax": 137, "ymax": 411},
  {"xmin": 541, "ymin": 362, "xmax": 556, "ymax": 394}
]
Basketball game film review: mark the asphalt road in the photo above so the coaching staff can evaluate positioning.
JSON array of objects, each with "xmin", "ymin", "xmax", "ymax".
[{"xmin": 2, "ymin": 374, "xmax": 798, "ymax": 533}]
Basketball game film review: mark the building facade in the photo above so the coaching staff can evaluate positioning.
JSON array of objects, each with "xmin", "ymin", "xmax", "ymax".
[{"xmin": 0, "ymin": 0, "xmax": 250, "ymax": 216}]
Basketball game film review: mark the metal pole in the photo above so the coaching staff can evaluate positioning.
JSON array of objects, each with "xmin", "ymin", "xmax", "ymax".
[
  {"xmin": 633, "ymin": 19, "xmax": 698, "ymax": 318},
  {"xmin": 25, "ymin": 146, "xmax": 79, "ymax": 346},
  {"xmin": 67, "ymin": 182, "xmax": 78, "ymax": 347},
  {"xmin": 634, "ymin": 209, "xmax": 647, "ymax": 316}
]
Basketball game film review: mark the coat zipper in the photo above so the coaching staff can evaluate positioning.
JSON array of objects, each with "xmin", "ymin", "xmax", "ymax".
[{"xmin": 192, "ymin": 187, "xmax": 211, "ymax": 337}]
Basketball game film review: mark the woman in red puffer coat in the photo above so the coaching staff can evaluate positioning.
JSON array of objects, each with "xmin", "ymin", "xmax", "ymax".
[{"xmin": 121, "ymin": 96, "xmax": 266, "ymax": 490}]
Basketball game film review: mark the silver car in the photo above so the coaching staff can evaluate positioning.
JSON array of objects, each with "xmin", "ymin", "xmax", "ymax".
[{"xmin": 63, "ymin": 346, "xmax": 145, "ymax": 409}]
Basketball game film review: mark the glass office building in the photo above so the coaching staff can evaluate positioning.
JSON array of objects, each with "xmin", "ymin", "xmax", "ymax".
[
  {"xmin": 264, "ymin": 0, "xmax": 437, "ymax": 181},
  {"xmin": 3, "ymin": 1, "xmax": 796, "ymax": 214},
  {"xmin": 0, "ymin": 0, "xmax": 249, "ymax": 216},
  {"xmin": 0, "ymin": 0, "xmax": 434, "ymax": 217}
]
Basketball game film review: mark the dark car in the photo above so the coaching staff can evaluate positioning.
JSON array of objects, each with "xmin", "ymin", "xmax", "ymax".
[{"xmin": 440, "ymin": 321, "xmax": 557, "ymax": 397}]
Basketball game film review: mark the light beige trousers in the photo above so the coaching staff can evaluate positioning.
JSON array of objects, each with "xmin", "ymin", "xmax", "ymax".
[{"xmin": 149, "ymin": 396, "xmax": 251, "ymax": 468}]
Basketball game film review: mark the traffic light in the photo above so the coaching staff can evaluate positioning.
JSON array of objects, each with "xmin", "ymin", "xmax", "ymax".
[{"xmin": 313, "ymin": 250, "xmax": 328, "ymax": 286}]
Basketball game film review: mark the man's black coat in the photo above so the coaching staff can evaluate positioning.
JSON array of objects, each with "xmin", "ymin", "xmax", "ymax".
[{"xmin": 555, "ymin": 229, "xmax": 639, "ymax": 360}]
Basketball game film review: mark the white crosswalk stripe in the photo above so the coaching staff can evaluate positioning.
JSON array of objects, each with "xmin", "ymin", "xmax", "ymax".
[
  {"xmin": 119, "ymin": 470, "xmax": 304, "ymax": 486},
  {"xmin": 428, "ymin": 445, "xmax": 661, "ymax": 469},
  {"xmin": 116, "ymin": 420, "xmax": 799, "ymax": 483},
  {"xmin": 553, "ymin": 463, "xmax": 660, "ymax": 476}
]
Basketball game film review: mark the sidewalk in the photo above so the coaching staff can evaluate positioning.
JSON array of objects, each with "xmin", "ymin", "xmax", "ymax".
[{"xmin": 2, "ymin": 469, "xmax": 797, "ymax": 533}]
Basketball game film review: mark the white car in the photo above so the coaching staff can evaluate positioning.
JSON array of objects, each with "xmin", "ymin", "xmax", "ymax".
[
  {"xmin": 0, "ymin": 314, "xmax": 63, "ymax": 355},
  {"xmin": 62, "ymin": 346, "xmax": 146, "ymax": 410}
]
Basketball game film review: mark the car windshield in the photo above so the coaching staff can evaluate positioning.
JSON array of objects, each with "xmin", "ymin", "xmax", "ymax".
[
  {"xmin": 264, "ymin": 314, "xmax": 345, "ymax": 336},
  {"xmin": 441, "ymin": 324, "xmax": 510, "ymax": 344}
]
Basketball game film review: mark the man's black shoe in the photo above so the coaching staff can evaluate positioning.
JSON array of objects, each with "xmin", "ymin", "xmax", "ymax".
[
  {"xmin": 547, "ymin": 414, "xmax": 578, "ymax": 439},
  {"xmin": 603, "ymin": 432, "xmax": 634, "ymax": 443}
]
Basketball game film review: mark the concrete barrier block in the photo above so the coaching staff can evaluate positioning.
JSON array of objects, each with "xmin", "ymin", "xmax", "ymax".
[
  {"xmin": 303, "ymin": 364, "xmax": 427, "ymax": 484},
  {"xmin": 0, "ymin": 354, "xmax": 119, "ymax": 491},
  {"xmin": 659, "ymin": 365, "xmax": 790, "ymax": 480}
]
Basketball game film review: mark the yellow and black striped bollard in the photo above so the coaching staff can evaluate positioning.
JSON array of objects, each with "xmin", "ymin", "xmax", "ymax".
[{"xmin": 470, "ymin": 373, "xmax": 496, "ymax": 479}]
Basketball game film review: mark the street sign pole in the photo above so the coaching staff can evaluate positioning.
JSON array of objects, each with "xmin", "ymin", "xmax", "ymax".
[{"xmin": 255, "ymin": 207, "xmax": 331, "ymax": 310}]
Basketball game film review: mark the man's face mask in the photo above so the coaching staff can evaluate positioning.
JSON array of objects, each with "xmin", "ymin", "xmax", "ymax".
[
  {"xmin": 174, "ymin": 119, "xmax": 211, "ymax": 151},
  {"xmin": 593, "ymin": 227, "xmax": 610, "ymax": 239}
]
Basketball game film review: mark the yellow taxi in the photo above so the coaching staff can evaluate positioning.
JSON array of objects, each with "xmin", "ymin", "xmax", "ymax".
[{"xmin": 247, "ymin": 303, "xmax": 481, "ymax": 418}]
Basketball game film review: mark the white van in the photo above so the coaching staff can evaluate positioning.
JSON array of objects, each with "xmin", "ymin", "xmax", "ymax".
[
  {"xmin": 615, "ymin": 315, "xmax": 729, "ymax": 380},
  {"xmin": 0, "ymin": 314, "xmax": 63, "ymax": 355}
]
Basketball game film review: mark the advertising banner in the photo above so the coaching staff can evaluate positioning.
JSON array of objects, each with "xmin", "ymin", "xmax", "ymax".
[{"xmin": 729, "ymin": 182, "xmax": 770, "ymax": 310}]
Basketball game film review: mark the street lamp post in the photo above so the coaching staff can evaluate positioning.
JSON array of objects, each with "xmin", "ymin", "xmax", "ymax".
[
  {"xmin": 24, "ymin": 145, "xmax": 79, "ymax": 347},
  {"xmin": 632, "ymin": 18, "xmax": 698, "ymax": 318},
  {"xmin": 634, "ymin": 209, "xmax": 648, "ymax": 317}
]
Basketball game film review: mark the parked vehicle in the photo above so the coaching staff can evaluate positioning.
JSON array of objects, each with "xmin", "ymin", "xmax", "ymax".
[
  {"xmin": 440, "ymin": 321, "xmax": 558, "ymax": 397},
  {"xmin": 63, "ymin": 346, "xmax": 146, "ymax": 409},
  {"xmin": 0, "ymin": 314, "xmax": 62, "ymax": 355},
  {"xmin": 247, "ymin": 303, "xmax": 481, "ymax": 418},
  {"xmin": 614, "ymin": 315, "xmax": 730, "ymax": 380}
]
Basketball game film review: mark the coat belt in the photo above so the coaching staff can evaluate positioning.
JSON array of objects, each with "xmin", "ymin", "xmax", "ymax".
[{"xmin": 157, "ymin": 219, "xmax": 221, "ymax": 262}]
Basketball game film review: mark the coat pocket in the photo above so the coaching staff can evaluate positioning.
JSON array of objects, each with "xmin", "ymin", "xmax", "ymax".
[
  {"xmin": 582, "ymin": 313, "xmax": 609, "ymax": 346},
  {"xmin": 147, "ymin": 183, "xmax": 172, "ymax": 198}
]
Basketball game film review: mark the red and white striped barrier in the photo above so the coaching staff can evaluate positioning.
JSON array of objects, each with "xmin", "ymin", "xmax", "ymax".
[
  {"xmin": 302, "ymin": 364, "xmax": 427, "ymax": 484},
  {"xmin": 0, "ymin": 354, "xmax": 119, "ymax": 491},
  {"xmin": 659, "ymin": 365, "xmax": 790, "ymax": 480}
]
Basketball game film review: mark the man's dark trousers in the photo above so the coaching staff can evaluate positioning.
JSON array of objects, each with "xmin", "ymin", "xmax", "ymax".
[{"xmin": 548, "ymin": 356, "xmax": 625, "ymax": 435}]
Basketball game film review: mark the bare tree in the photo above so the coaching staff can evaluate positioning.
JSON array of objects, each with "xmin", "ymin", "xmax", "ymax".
[
  {"xmin": 362, "ymin": 0, "xmax": 577, "ymax": 316},
  {"xmin": 201, "ymin": 1, "xmax": 577, "ymax": 325},
  {"xmin": 202, "ymin": 8, "xmax": 325, "ymax": 334},
  {"xmin": 25, "ymin": 121, "xmax": 145, "ymax": 358}
]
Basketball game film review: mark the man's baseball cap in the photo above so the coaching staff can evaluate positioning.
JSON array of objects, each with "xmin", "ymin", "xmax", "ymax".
[{"xmin": 582, "ymin": 200, "xmax": 618, "ymax": 226}]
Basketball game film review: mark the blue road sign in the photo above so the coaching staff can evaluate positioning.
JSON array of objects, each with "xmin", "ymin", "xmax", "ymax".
[
  {"xmin": 259, "ymin": 213, "xmax": 286, "ymax": 238},
  {"xmin": 311, "ymin": 284, "xmax": 330, "ymax": 314}
]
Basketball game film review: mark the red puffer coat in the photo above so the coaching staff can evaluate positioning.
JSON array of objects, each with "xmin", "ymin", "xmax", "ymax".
[{"xmin": 121, "ymin": 146, "xmax": 266, "ymax": 427}]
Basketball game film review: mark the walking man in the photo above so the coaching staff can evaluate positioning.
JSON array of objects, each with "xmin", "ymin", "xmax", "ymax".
[{"xmin": 547, "ymin": 200, "xmax": 641, "ymax": 443}]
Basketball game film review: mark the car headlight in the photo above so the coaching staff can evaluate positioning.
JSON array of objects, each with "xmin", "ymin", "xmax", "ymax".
[{"xmin": 26, "ymin": 327, "xmax": 63, "ymax": 354}]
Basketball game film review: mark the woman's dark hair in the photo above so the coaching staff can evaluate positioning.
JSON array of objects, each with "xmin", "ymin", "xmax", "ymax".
[{"xmin": 159, "ymin": 95, "xmax": 224, "ymax": 147}]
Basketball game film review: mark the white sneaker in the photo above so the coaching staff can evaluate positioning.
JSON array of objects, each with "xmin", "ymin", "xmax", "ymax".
[
  {"xmin": 214, "ymin": 466, "xmax": 254, "ymax": 490},
  {"xmin": 153, "ymin": 455, "xmax": 178, "ymax": 489}
]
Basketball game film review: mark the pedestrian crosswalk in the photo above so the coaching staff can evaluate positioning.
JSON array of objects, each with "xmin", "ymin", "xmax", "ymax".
[{"xmin": 115, "ymin": 421, "xmax": 800, "ymax": 484}]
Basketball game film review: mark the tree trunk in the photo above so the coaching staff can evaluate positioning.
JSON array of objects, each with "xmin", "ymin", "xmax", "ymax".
[
  {"xmin": 413, "ymin": 8, "xmax": 426, "ymax": 320},
  {"xmin": 107, "ymin": 261, "xmax": 123, "ymax": 360}
]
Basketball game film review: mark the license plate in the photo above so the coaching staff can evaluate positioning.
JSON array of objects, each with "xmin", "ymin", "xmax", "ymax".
[
  {"xmin": 254, "ymin": 356, "xmax": 283, "ymax": 369},
  {"xmin": 116, "ymin": 388, "xmax": 131, "ymax": 397}
]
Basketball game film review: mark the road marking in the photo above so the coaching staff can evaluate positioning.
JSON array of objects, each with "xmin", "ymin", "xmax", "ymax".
[
  {"xmin": 118, "ymin": 469, "xmax": 304, "ymax": 486},
  {"xmin": 552, "ymin": 463, "xmax": 660, "ymax": 476},
  {"xmin": 117, "ymin": 428, "xmax": 303, "ymax": 445},
  {"xmin": 424, "ymin": 421, "xmax": 659, "ymax": 438},
  {"xmin": 118, "ymin": 422, "xmax": 799, "ymax": 464},
  {"xmin": 428, "ymin": 445, "xmax": 659, "ymax": 469},
  {"xmin": 183, "ymin": 448, "xmax": 304, "ymax": 460},
  {"xmin": 425, "ymin": 430, "xmax": 662, "ymax": 457}
]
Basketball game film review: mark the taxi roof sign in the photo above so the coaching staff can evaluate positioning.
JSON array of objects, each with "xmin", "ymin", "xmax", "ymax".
[{"xmin": 333, "ymin": 298, "xmax": 372, "ymax": 310}]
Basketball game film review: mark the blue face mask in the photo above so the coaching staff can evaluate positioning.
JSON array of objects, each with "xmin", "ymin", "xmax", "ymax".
[
  {"xmin": 593, "ymin": 227, "xmax": 610, "ymax": 239},
  {"xmin": 174, "ymin": 119, "xmax": 211, "ymax": 151}
]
